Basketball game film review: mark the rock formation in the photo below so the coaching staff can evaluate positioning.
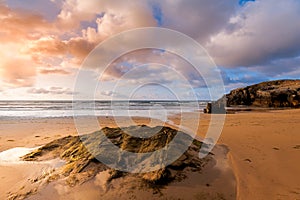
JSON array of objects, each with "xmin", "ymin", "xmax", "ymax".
[
  {"xmin": 219, "ymin": 80, "xmax": 300, "ymax": 108},
  {"xmin": 16, "ymin": 125, "xmax": 211, "ymax": 199}
]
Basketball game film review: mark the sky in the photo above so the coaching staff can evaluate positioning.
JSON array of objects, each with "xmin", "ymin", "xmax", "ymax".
[{"xmin": 0, "ymin": 0, "xmax": 300, "ymax": 100}]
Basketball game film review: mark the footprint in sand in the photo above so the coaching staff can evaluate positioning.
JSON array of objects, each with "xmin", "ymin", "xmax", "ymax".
[
  {"xmin": 293, "ymin": 145, "xmax": 300, "ymax": 149},
  {"xmin": 244, "ymin": 158, "xmax": 252, "ymax": 163}
]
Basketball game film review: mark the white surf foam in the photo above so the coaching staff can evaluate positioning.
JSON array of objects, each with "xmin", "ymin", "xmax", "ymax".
[
  {"xmin": 0, "ymin": 147, "xmax": 66, "ymax": 167},
  {"xmin": 0, "ymin": 147, "xmax": 40, "ymax": 164}
]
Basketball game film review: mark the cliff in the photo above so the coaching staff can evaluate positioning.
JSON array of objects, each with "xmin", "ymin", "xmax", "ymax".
[{"xmin": 222, "ymin": 80, "xmax": 300, "ymax": 108}]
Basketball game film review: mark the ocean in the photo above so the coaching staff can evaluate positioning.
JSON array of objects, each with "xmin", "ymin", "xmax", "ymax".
[{"xmin": 0, "ymin": 101, "xmax": 207, "ymax": 118}]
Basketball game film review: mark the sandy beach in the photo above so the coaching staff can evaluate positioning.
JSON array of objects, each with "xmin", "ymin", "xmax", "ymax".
[
  {"xmin": 219, "ymin": 109, "xmax": 300, "ymax": 200},
  {"xmin": 0, "ymin": 109, "xmax": 300, "ymax": 199}
]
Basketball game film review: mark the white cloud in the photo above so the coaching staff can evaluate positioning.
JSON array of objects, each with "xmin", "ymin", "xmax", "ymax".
[
  {"xmin": 207, "ymin": 0, "xmax": 300, "ymax": 67},
  {"xmin": 27, "ymin": 87, "xmax": 74, "ymax": 95},
  {"xmin": 57, "ymin": 0, "xmax": 156, "ymax": 31},
  {"xmin": 156, "ymin": 0, "xmax": 237, "ymax": 42}
]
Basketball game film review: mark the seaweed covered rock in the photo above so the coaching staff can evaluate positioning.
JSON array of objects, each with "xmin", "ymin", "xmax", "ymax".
[{"xmin": 22, "ymin": 125, "xmax": 206, "ymax": 186}]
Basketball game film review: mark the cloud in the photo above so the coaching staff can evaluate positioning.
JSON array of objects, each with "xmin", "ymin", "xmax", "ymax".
[
  {"xmin": 258, "ymin": 56, "xmax": 300, "ymax": 75},
  {"xmin": 2, "ymin": 0, "xmax": 238, "ymax": 88},
  {"xmin": 0, "ymin": 3, "xmax": 52, "ymax": 43},
  {"xmin": 2, "ymin": 0, "xmax": 300, "ymax": 97},
  {"xmin": 0, "ymin": 3, "xmax": 55, "ymax": 88},
  {"xmin": 207, "ymin": 0, "xmax": 300, "ymax": 67},
  {"xmin": 5, "ymin": 0, "xmax": 62, "ymax": 21},
  {"xmin": 30, "ymin": 0, "xmax": 236, "ymax": 68},
  {"xmin": 100, "ymin": 90, "xmax": 114, "ymax": 97},
  {"xmin": 57, "ymin": 0, "xmax": 156, "ymax": 30},
  {"xmin": 44, "ymin": 0, "xmax": 157, "ymax": 64},
  {"xmin": 66, "ymin": 37, "xmax": 96, "ymax": 63},
  {"xmin": 99, "ymin": 49, "xmax": 208, "ymax": 88},
  {"xmin": 99, "ymin": 90, "xmax": 129, "ymax": 99},
  {"xmin": 27, "ymin": 87, "xmax": 75, "ymax": 95},
  {"xmin": 39, "ymin": 68, "xmax": 71, "ymax": 75},
  {"xmin": 27, "ymin": 35, "xmax": 95, "ymax": 67},
  {"xmin": 53, "ymin": 0, "xmax": 300, "ymax": 88},
  {"xmin": 0, "ymin": 58, "xmax": 36, "ymax": 87},
  {"xmin": 28, "ymin": 36, "xmax": 67, "ymax": 56},
  {"xmin": 155, "ymin": 0, "xmax": 237, "ymax": 42}
]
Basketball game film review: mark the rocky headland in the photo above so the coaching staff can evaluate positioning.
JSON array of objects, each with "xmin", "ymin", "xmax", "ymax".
[
  {"xmin": 225, "ymin": 80, "xmax": 300, "ymax": 108},
  {"xmin": 205, "ymin": 80, "xmax": 300, "ymax": 113}
]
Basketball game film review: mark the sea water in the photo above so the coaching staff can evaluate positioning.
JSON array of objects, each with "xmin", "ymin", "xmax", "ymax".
[{"xmin": 0, "ymin": 100, "xmax": 207, "ymax": 119}]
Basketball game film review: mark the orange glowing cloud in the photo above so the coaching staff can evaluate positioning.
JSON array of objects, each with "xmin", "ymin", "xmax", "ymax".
[{"xmin": 0, "ymin": 58, "xmax": 36, "ymax": 87}]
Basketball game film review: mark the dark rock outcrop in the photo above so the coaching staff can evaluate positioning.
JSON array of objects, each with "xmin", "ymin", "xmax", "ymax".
[
  {"xmin": 204, "ymin": 100, "xmax": 227, "ymax": 114},
  {"xmin": 219, "ymin": 80, "xmax": 300, "ymax": 108}
]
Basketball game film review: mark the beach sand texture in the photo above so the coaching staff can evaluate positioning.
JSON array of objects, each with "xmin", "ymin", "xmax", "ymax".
[{"xmin": 0, "ymin": 110, "xmax": 299, "ymax": 199}]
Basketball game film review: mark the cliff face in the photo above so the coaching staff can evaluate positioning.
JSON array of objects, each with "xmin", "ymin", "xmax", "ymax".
[{"xmin": 224, "ymin": 80, "xmax": 300, "ymax": 108}]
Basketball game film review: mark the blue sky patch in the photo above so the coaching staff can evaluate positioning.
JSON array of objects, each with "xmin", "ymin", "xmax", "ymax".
[
  {"xmin": 239, "ymin": 0, "xmax": 256, "ymax": 6},
  {"xmin": 151, "ymin": 3, "xmax": 163, "ymax": 26}
]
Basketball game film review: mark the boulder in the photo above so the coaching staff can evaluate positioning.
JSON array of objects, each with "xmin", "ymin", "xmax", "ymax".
[{"xmin": 22, "ymin": 125, "xmax": 205, "ymax": 186}]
